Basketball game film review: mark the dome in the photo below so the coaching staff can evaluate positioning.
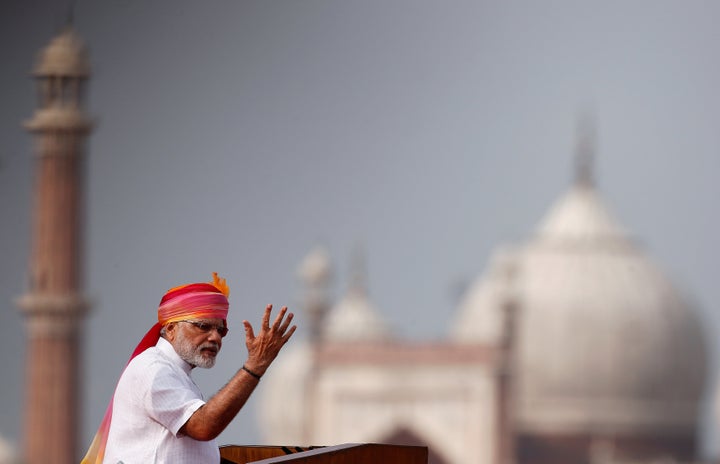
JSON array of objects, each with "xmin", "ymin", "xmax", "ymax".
[
  {"xmin": 451, "ymin": 181, "xmax": 707, "ymax": 433},
  {"xmin": 322, "ymin": 287, "xmax": 390, "ymax": 342},
  {"xmin": 321, "ymin": 248, "xmax": 391, "ymax": 342},
  {"xmin": 34, "ymin": 27, "xmax": 90, "ymax": 77}
]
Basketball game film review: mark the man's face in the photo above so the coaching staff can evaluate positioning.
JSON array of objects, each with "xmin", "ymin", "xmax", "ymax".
[{"xmin": 170, "ymin": 318, "xmax": 225, "ymax": 369}]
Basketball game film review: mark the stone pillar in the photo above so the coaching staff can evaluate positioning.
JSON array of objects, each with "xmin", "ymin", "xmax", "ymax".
[{"xmin": 495, "ymin": 252, "xmax": 519, "ymax": 464}]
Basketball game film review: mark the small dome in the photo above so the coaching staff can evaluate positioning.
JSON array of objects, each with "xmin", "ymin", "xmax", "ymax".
[
  {"xmin": 322, "ymin": 288, "xmax": 390, "ymax": 342},
  {"xmin": 34, "ymin": 27, "xmax": 90, "ymax": 77},
  {"xmin": 451, "ymin": 182, "xmax": 707, "ymax": 432},
  {"xmin": 321, "ymin": 247, "xmax": 390, "ymax": 342}
]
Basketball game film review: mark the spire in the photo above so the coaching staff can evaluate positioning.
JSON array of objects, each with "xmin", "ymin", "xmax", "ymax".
[
  {"xmin": 574, "ymin": 111, "xmax": 596, "ymax": 188},
  {"xmin": 66, "ymin": 0, "xmax": 76, "ymax": 27},
  {"xmin": 348, "ymin": 243, "xmax": 367, "ymax": 296}
]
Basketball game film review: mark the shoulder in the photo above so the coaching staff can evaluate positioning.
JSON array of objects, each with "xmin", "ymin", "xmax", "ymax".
[
  {"xmin": 115, "ymin": 347, "xmax": 191, "ymax": 408},
  {"xmin": 118, "ymin": 347, "xmax": 180, "ymax": 387},
  {"xmin": 128, "ymin": 346, "xmax": 169, "ymax": 370}
]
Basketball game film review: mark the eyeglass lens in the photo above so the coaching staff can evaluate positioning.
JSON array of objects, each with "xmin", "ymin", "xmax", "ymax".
[{"xmin": 185, "ymin": 321, "xmax": 228, "ymax": 337}]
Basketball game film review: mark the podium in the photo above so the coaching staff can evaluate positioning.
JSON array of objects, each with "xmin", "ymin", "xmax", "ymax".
[{"xmin": 220, "ymin": 443, "xmax": 428, "ymax": 463}]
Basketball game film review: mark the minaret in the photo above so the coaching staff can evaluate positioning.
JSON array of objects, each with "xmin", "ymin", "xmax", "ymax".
[
  {"xmin": 297, "ymin": 246, "xmax": 332, "ymax": 343},
  {"xmin": 296, "ymin": 246, "xmax": 332, "ymax": 443},
  {"xmin": 16, "ymin": 27, "xmax": 93, "ymax": 464}
]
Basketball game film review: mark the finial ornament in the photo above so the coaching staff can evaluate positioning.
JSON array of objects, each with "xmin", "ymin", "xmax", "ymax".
[
  {"xmin": 211, "ymin": 272, "xmax": 230, "ymax": 298},
  {"xmin": 66, "ymin": 0, "xmax": 76, "ymax": 26},
  {"xmin": 574, "ymin": 111, "xmax": 596, "ymax": 187},
  {"xmin": 348, "ymin": 243, "xmax": 368, "ymax": 296}
]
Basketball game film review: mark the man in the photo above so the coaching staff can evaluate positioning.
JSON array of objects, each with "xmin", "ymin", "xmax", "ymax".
[{"xmin": 81, "ymin": 273, "xmax": 296, "ymax": 464}]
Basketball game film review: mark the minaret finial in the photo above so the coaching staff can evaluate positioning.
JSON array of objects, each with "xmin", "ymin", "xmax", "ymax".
[
  {"xmin": 574, "ymin": 110, "xmax": 596, "ymax": 187},
  {"xmin": 348, "ymin": 242, "xmax": 367, "ymax": 296},
  {"xmin": 66, "ymin": 0, "xmax": 76, "ymax": 26}
]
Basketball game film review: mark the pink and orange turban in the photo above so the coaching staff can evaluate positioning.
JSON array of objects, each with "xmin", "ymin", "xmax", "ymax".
[
  {"xmin": 81, "ymin": 273, "xmax": 230, "ymax": 464},
  {"xmin": 158, "ymin": 274, "xmax": 230, "ymax": 326}
]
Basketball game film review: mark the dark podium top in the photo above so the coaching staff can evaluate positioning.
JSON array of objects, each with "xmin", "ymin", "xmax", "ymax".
[{"xmin": 220, "ymin": 443, "xmax": 428, "ymax": 463}]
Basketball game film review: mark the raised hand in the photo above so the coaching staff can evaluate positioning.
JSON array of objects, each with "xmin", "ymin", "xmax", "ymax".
[{"xmin": 243, "ymin": 304, "xmax": 296, "ymax": 376}]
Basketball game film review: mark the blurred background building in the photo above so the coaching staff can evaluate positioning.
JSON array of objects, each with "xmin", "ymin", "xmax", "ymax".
[
  {"xmin": 5, "ymin": 3, "xmax": 720, "ymax": 464},
  {"xmin": 259, "ymin": 128, "xmax": 708, "ymax": 464}
]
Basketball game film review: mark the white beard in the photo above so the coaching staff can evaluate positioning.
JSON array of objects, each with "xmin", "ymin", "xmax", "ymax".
[{"xmin": 174, "ymin": 330, "xmax": 219, "ymax": 369}]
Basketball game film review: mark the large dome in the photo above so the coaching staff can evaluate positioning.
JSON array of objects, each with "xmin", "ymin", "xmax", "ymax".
[{"xmin": 451, "ymin": 180, "xmax": 707, "ymax": 434}]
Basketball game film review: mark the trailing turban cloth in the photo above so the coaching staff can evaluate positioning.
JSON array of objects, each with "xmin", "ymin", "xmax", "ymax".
[{"xmin": 81, "ymin": 273, "xmax": 230, "ymax": 464}]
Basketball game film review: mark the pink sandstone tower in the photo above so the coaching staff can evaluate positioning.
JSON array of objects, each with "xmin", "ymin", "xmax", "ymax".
[{"xmin": 17, "ymin": 27, "xmax": 93, "ymax": 464}]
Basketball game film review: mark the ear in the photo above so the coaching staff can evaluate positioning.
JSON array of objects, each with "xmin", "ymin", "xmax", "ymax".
[{"xmin": 164, "ymin": 322, "xmax": 178, "ymax": 342}]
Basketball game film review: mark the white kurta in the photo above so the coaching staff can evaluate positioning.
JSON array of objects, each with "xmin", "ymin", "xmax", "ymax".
[{"xmin": 103, "ymin": 337, "xmax": 219, "ymax": 464}]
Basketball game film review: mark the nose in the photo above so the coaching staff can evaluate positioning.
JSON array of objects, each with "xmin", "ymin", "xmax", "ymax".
[{"xmin": 207, "ymin": 328, "xmax": 223, "ymax": 343}]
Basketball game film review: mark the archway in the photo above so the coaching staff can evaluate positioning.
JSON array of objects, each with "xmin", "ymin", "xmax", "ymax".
[{"xmin": 381, "ymin": 426, "xmax": 451, "ymax": 464}]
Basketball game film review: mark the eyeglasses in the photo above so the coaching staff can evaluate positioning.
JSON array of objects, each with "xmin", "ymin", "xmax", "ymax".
[{"xmin": 178, "ymin": 320, "xmax": 229, "ymax": 338}]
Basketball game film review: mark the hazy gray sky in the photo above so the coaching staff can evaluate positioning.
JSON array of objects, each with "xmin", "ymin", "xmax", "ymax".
[{"xmin": 2, "ymin": 0, "xmax": 720, "ymax": 458}]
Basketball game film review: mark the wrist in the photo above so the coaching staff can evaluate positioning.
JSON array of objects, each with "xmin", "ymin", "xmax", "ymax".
[
  {"xmin": 241, "ymin": 364, "xmax": 262, "ymax": 380},
  {"xmin": 243, "ymin": 359, "xmax": 267, "ymax": 377}
]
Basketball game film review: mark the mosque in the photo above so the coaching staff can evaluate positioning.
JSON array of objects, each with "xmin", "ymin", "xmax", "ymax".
[
  {"xmin": 14, "ymin": 26, "xmax": 713, "ymax": 464},
  {"xmin": 258, "ymin": 127, "xmax": 709, "ymax": 464}
]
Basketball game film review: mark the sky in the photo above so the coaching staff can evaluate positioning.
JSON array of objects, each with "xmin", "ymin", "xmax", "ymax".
[{"xmin": 1, "ymin": 0, "xmax": 720, "ymax": 459}]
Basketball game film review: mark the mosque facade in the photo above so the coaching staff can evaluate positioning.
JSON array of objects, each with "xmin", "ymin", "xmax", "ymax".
[{"xmin": 259, "ymin": 129, "xmax": 709, "ymax": 464}]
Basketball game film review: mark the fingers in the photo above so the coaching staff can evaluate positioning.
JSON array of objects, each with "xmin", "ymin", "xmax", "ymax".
[
  {"xmin": 244, "ymin": 305, "xmax": 296, "ymax": 372},
  {"xmin": 272, "ymin": 307, "xmax": 295, "ymax": 344},
  {"xmin": 282, "ymin": 324, "xmax": 297, "ymax": 344},
  {"xmin": 264, "ymin": 305, "xmax": 293, "ymax": 336},
  {"xmin": 243, "ymin": 320, "xmax": 255, "ymax": 340},
  {"xmin": 262, "ymin": 304, "xmax": 272, "ymax": 330},
  {"xmin": 278, "ymin": 310, "xmax": 294, "ymax": 333},
  {"xmin": 245, "ymin": 306, "xmax": 293, "ymax": 337},
  {"xmin": 270, "ymin": 306, "xmax": 285, "ymax": 330}
]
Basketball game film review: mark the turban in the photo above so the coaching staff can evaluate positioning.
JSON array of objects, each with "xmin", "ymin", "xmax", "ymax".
[
  {"xmin": 81, "ymin": 273, "xmax": 230, "ymax": 464},
  {"xmin": 158, "ymin": 279, "xmax": 230, "ymax": 326}
]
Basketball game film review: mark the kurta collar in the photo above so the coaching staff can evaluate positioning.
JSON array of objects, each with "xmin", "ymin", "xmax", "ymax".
[{"xmin": 157, "ymin": 337, "xmax": 194, "ymax": 375}]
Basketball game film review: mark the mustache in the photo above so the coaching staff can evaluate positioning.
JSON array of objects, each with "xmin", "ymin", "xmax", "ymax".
[{"xmin": 199, "ymin": 342, "xmax": 220, "ymax": 351}]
